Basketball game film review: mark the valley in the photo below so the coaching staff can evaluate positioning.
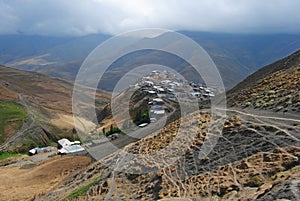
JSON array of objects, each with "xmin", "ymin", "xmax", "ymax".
[
  {"xmin": 1, "ymin": 33, "xmax": 300, "ymax": 90},
  {"xmin": 30, "ymin": 50, "xmax": 300, "ymax": 200},
  {"xmin": 0, "ymin": 48, "xmax": 299, "ymax": 200},
  {"xmin": 0, "ymin": 1, "xmax": 299, "ymax": 201}
]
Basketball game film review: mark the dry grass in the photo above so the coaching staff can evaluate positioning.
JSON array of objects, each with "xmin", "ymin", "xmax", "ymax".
[{"xmin": 0, "ymin": 155, "xmax": 92, "ymax": 201}]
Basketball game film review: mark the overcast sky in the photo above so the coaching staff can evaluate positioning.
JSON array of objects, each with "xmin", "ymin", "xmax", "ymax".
[{"xmin": 0, "ymin": 0, "xmax": 300, "ymax": 36}]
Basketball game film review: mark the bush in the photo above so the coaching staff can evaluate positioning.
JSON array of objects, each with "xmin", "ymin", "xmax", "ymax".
[
  {"xmin": 105, "ymin": 125, "xmax": 121, "ymax": 136},
  {"xmin": 247, "ymin": 175, "xmax": 263, "ymax": 187},
  {"xmin": 133, "ymin": 109, "xmax": 150, "ymax": 125}
]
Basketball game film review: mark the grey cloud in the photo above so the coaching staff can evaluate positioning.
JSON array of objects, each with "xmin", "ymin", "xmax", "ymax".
[{"xmin": 0, "ymin": 0, "xmax": 299, "ymax": 35}]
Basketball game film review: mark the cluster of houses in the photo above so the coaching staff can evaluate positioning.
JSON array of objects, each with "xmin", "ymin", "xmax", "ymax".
[
  {"xmin": 133, "ymin": 70, "xmax": 216, "ymax": 101},
  {"xmin": 131, "ymin": 70, "xmax": 216, "ymax": 127},
  {"xmin": 189, "ymin": 81, "xmax": 215, "ymax": 98},
  {"xmin": 130, "ymin": 70, "xmax": 217, "ymax": 126},
  {"xmin": 28, "ymin": 138, "xmax": 86, "ymax": 156}
]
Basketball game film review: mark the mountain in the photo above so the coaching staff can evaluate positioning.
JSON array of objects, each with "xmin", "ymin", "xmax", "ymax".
[
  {"xmin": 37, "ymin": 52, "xmax": 300, "ymax": 200},
  {"xmin": 1, "ymin": 32, "xmax": 300, "ymax": 90},
  {"xmin": 0, "ymin": 34, "xmax": 109, "ymax": 64},
  {"xmin": 0, "ymin": 65, "xmax": 110, "ymax": 152},
  {"xmin": 227, "ymin": 49, "xmax": 300, "ymax": 113}
]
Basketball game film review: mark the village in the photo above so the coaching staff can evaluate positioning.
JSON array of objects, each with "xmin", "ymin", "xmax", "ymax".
[
  {"xmin": 130, "ymin": 70, "xmax": 216, "ymax": 126},
  {"xmin": 27, "ymin": 70, "xmax": 217, "ymax": 157}
]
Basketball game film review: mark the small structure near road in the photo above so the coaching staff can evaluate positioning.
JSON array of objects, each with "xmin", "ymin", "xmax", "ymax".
[
  {"xmin": 57, "ymin": 138, "xmax": 85, "ymax": 155},
  {"xmin": 108, "ymin": 133, "xmax": 119, "ymax": 140},
  {"xmin": 58, "ymin": 145, "xmax": 85, "ymax": 155},
  {"xmin": 57, "ymin": 138, "xmax": 80, "ymax": 149},
  {"xmin": 28, "ymin": 147, "xmax": 51, "ymax": 156},
  {"xmin": 153, "ymin": 98, "xmax": 164, "ymax": 105},
  {"xmin": 138, "ymin": 123, "xmax": 148, "ymax": 127}
]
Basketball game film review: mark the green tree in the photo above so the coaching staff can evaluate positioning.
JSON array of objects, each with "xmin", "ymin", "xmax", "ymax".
[
  {"xmin": 134, "ymin": 110, "xmax": 142, "ymax": 125},
  {"xmin": 72, "ymin": 128, "xmax": 77, "ymax": 134},
  {"xmin": 109, "ymin": 124, "xmax": 113, "ymax": 135}
]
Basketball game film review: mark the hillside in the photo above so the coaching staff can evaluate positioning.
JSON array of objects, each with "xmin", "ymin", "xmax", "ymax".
[
  {"xmin": 38, "ymin": 110, "xmax": 300, "ymax": 201},
  {"xmin": 0, "ymin": 155, "xmax": 92, "ymax": 201},
  {"xmin": 37, "ymin": 52, "xmax": 300, "ymax": 200},
  {"xmin": 0, "ymin": 102, "xmax": 26, "ymax": 144},
  {"xmin": 227, "ymin": 49, "xmax": 300, "ymax": 113},
  {"xmin": 0, "ymin": 65, "xmax": 110, "ymax": 152}
]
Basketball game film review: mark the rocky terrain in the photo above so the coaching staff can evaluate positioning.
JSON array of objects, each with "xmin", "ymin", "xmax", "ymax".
[
  {"xmin": 37, "ymin": 108, "xmax": 300, "ymax": 200},
  {"xmin": 34, "ymin": 51, "xmax": 300, "ymax": 201},
  {"xmin": 227, "ymin": 50, "xmax": 300, "ymax": 114}
]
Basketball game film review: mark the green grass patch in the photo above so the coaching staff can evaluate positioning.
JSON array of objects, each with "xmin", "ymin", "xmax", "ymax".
[
  {"xmin": 0, "ymin": 101, "xmax": 27, "ymax": 144},
  {"xmin": 0, "ymin": 152, "xmax": 25, "ymax": 161},
  {"xmin": 66, "ymin": 177, "xmax": 100, "ymax": 199}
]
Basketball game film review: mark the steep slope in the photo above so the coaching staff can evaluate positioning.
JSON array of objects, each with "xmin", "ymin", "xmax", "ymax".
[
  {"xmin": 38, "ymin": 110, "xmax": 300, "ymax": 201},
  {"xmin": 227, "ymin": 49, "xmax": 300, "ymax": 113},
  {"xmin": 0, "ymin": 101, "xmax": 26, "ymax": 144},
  {"xmin": 0, "ymin": 66, "xmax": 110, "ymax": 152},
  {"xmin": 38, "ymin": 52, "xmax": 300, "ymax": 201}
]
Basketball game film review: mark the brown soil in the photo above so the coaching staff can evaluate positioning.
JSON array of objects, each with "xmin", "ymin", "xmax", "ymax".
[
  {"xmin": 0, "ymin": 65, "xmax": 111, "ymax": 152},
  {"xmin": 227, "ymin": 50, "xmax": 300, "ymax": 113},
  {"xmin": 0, "ymin": 155, "xmax": 92, "ymax": 201},
  {"xmin": 0, "ymin": 85, "xmax": 18, "ymax": 101},
  {"xmin": 38, "ymin": 108, "xmax": 300, "ymax": 201}
]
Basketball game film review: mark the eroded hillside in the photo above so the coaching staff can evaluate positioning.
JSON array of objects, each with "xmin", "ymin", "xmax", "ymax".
[
  {"xmin": 227, "ymin": 50, "xmax": 300, "ymax": 113},
  {"xmin": 37, "ymin": 51, "xmax": 300, "ymax": 201},
  {"xmin": 0, "ymin": 65, "xmax": 110, "ymax": 152},
  {"xmin": 37, "ymin": 108, "xmax": 300, "ymax": 200}
]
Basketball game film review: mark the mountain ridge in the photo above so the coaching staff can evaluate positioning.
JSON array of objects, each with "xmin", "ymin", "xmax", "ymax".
[
  {"xmin": 227, "ymin": 49, "xmax": 300, "ymax": 113},
  {"xmin": 2, "ymin": 32, "xmax": 300, "ymax": 90}
]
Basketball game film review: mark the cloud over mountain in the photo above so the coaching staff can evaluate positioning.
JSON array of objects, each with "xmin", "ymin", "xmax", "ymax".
[{"xmin": 0, "ymin": 0, "xmax": 300, "ymax": 35}]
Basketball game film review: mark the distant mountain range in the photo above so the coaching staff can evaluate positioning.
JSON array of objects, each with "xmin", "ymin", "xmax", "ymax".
[{"xmin": 1, "ymin": 32, "xmax": 300, "ymax": 90}]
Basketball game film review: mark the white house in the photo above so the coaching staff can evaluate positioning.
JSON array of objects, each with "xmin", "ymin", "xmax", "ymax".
[
  {"xmin": 144, "ymin": 81, "xmax": 154, "ymax": 86},
  {"xmin": 153, "ymin": 98, "xmax": 164, "ymax": 104},
  {"xmin": 156, "ymin": 87, "xmax": 166, "ymax": 94},
  {"xmin": 190, "ymin": 92, "xmax": 201, "ymax": 97},
  {"xmin": 58, "ymin": 145, "xmax": 85, "ymax": 155},
  {"xmin": 57, "ymin": 138, "xmax": 83, "ymax": 154},
  {"xmin": 154, "ymin": 110, "xmax": 165, "ymax": 115},
  {"xmin": 138, "ymin": 123, "xmax": 148, "ymax": 127},
  {"xmin": 161, "ymin": 80, "xmax": 172, "ymax": 85},
  {"xmin": 58, "ymin": 138, "xmax": 72, "ymax": 149},
  {"xmin": 148, "ymin": 90, "xmax": 157, "ymax": 96}
]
